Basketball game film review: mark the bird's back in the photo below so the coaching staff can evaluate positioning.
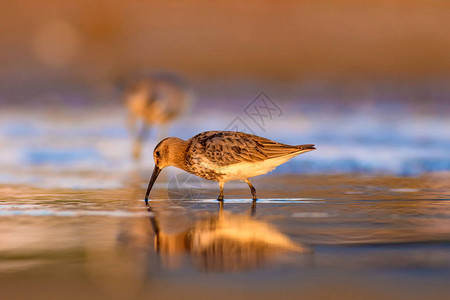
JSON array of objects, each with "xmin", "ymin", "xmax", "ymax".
[
  {"xmin": 186, "ymin": 131, "xmax": 314, "ymax": 166},
  {"xmin": 124, "ymin": 74, "xmax": 192, "ymax": 125},
  {"xmin": 183, "ymin": 131, "xmax": 314, "ymax": 181}
]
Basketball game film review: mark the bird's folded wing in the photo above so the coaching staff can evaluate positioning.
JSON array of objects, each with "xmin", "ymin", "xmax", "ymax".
[{"xmin": 193, "ymin": 131, "xmax": 302, "ymax": 166}]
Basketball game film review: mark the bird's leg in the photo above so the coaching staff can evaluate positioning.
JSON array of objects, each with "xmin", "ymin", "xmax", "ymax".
[
  {"xmin": 250, "ymin": 200, "xmax": 256, "ymax": 216},
  {"xmin": 133, "ymin": 123, "xmax": 150, "ymax": 161},
  {"xmin": 217, "ymin": 182, "xmax": 224, "ymax": 201},
  {"xmin": 245, "ymin": 178, "xmax": 257, "ymax": 201},
  {"xmin": 127, "ymin": 114, "xmax": 140, "ymax": 161},
  {"xmin": 127, "ymin": 113, "xmax": 137, "ymax": 137}
]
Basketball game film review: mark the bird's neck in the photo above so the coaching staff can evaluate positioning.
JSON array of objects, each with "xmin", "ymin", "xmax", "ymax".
[{"xmin": 168, "ymin": 139, "xmax": 189, "ymax": 171}]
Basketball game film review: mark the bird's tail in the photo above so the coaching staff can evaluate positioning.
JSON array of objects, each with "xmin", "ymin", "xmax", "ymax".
[{"xmin": 294, "ymin": 144, "xmax": 316, "ymax": 154}]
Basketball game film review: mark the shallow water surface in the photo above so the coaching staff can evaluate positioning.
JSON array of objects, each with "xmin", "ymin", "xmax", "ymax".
[{"xmin": 1, "ymin": 174, "xmax": 449, "ymax": 300}]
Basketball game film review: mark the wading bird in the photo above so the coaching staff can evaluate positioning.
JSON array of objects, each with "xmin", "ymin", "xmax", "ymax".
[
  {"xmin": 124, "ymin": 73, "xmax": 192, "ymax": 160},
  {"xmin": 144, "ymin": 131, "xmax": 315, "ymax": 205}
]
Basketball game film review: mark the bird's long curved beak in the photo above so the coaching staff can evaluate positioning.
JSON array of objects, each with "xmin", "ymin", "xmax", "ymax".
[{"xmin": 145, "ymin": 166, "xmax": 161, "ymax": 206}]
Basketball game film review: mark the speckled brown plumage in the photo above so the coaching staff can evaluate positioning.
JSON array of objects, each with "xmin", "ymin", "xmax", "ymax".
[{"xmin": 185, "ymin": 130, "xmax": 314, "ymax": 171}]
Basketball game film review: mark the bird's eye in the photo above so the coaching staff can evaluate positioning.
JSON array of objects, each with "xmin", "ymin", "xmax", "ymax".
[{"xmin": 155, "ymin": 151, "xmax": 160, "ymax": 157}]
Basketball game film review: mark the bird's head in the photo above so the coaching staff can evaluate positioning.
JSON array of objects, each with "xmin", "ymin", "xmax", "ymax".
[
  {"xmin": 152, "ymin": 137, "xmax": 186, "ymax": 169},
  {"xmin": 145, "ymin": 137, "xmax": 187, "ymax": 206}
]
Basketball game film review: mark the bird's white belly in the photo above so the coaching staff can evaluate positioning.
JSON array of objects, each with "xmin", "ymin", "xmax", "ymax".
[{"xmin": 217, "ymin": 156, "xmax": 294, "ymax": 182}]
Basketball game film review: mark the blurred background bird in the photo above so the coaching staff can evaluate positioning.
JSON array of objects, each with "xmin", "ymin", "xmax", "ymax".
[{"xmin": 123, "ymin": 72, "xmax": 193, "ymax": 161}]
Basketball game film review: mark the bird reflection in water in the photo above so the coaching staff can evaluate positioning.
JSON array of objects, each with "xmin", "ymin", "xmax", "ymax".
[
  {"xmin": 85, "ymin": 200, "xmax": 310, "ymax": 296},
  {"xmin": 148, "ymin": 202, "xmax": 309, "ymax": 272}
]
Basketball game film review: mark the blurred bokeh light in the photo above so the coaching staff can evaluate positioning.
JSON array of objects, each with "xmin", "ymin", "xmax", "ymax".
[
  {"xmin": 32, "ymin": 20, "xmax": 82, "ymax": 68},
  {"xmin": 0, "ymin": 0, "xmax": 449, "ymax": 87}
]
